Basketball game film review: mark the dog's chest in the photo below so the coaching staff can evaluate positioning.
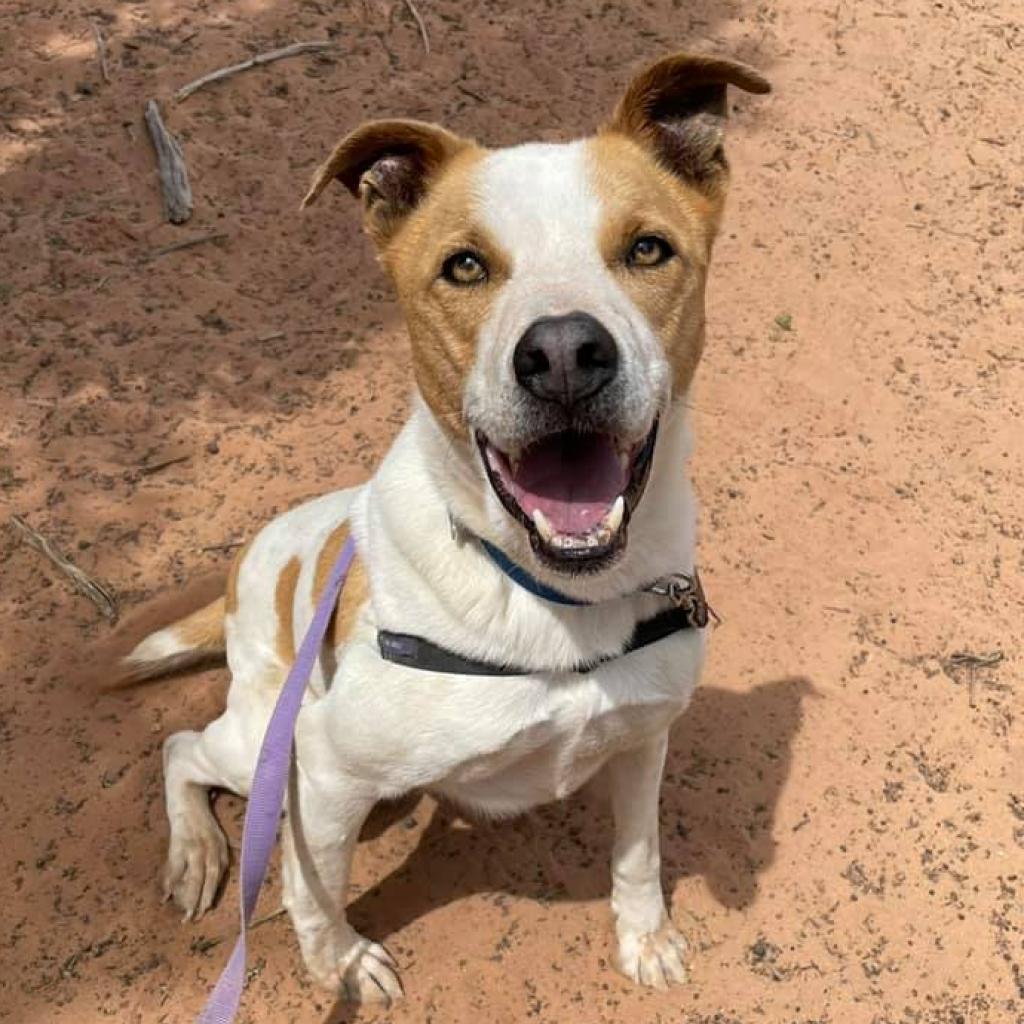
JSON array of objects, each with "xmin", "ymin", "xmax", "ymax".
[{"xmin": 423, "ymin": 640, "xmax": 701, "ymax": 813}]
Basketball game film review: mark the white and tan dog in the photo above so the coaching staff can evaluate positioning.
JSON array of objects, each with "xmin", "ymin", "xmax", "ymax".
[{"xmin": 123, "ymin": 53, "xmax": 769, "ymax": 1002}]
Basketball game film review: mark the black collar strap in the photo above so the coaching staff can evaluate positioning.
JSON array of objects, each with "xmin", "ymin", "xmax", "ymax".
[
  {"xmin": 375, "ymin": 536, "xmax": 715, "ymax": 677},
  {"xmin": 378, "ymin": 603, "xmax": 701, "ymax": 677}
]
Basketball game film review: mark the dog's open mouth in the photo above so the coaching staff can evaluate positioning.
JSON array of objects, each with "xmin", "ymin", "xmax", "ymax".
[{"xmin": 477, "ymin": 421, "xmax": 658, "ymax": 570}]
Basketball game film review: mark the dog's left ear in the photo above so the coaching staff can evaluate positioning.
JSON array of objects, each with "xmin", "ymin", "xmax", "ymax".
[
  {"xmin": 605, "ymin": 53, "xmax": 770, "ymax": 193},
  {"xmin": 301, "ymin": 119, "xmax": 471, "ymax": 241}
]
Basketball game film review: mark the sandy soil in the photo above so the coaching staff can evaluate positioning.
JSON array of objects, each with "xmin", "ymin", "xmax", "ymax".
[{"xmin": 2, "ymin": 0, "xmax": 1023, "ymax": 1021}]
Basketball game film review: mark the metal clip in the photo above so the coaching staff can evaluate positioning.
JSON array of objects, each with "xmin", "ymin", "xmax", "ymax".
[{"xmin": 646, "ymin": 568, "xmax": 720, "ymax": 628}]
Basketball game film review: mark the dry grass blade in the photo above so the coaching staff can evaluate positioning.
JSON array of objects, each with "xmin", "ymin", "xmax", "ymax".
[
  {"xmin": 197, "ymin": 907, "xmax": 288, "ymax": 951},
  {"xmin": 199, "ymin": 539, "xmax": 245, "ymax": 553},
  {"xmin": 9, "ymin": 514, "xmax": 118, "ymax": 623},
  {"xmin": 401, "ymin": 0, "xmax": 431, "ymax": 54},
  {"xmin": 174, "ymin": 40, "xmax": 336, "ymax": 101},
  {"xmin": 946, "ymin": 650, "xmax": 1004, "ymax": 669},
  {"xmin": 147, "ymin": 232, "xmax": 228, "ymax": 260},
  {"xmin": 143, "ymin": 100, "xmax": 193, "ymax": 224},
  {"xmin": 91, "ymin": 21, "xmax": 111, "ymax": 83},
  {"xmin": 138, "ymin": 452, "xmax": 191, "ymax": 475}
]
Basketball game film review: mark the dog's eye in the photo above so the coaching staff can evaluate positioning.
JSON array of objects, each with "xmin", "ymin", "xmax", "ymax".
[
  {"xmin": 626, "ymin": 235, "xmax": 674, "ymax": 268},
  {"xmin": 441, "ymin": 250, "xmax": 488, "ymax": 285}
]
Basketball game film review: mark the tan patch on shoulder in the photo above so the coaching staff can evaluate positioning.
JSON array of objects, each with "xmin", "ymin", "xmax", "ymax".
[
  {"xmin": 312, "ymin": 523, "xmax": 370, "ymax": 649},
  {"xmin": 377, "ymin": 146, "xmax": 501, "ymax": 437},
  {"xmin": 275, "ymin": 557, "xmax": 301, "ymax": 665},
  {"xmin": 224, "ymin": 538, "xmax": 254, "ymax": 616},
  {"xmin": 587, "ymin": 133, "xmax": 721, "ymax": 395}
]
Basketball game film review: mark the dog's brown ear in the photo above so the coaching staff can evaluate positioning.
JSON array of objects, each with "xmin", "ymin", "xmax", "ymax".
[
  {"xmin": 605, "ymin": 53, "xmax": 770, "ymax": 193},
  {"xmin": 301, "ymin": 119, "xmax": 470, "ymax": 240}
]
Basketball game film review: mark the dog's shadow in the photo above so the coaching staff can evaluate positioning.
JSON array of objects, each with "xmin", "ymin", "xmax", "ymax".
[{"xmin": 323, "ymin": 674, "xmax": 815, "ymax": 1023}]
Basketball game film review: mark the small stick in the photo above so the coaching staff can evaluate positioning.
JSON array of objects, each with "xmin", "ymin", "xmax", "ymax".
[
  {"xmin": 249, "ymin": 907, "xmax": 288, "ymax": 930},
  {"xmin": 9, "ymin": 515, "xmax": 118, "ymax": 623},
  {"xmin": 91, "ymin": 21, "xmax": 111, "ymax": 83},
  {"xmin": 199, "ymin": 539, "xmax": 245, "ymax": 553},
  {"xmin": 138, "ymin": 453, "xmax": 191, "ymax": 475},
  {"xmin": 147, "ymin": 232, "xmax": 227, "ymax": 260},
  {"xmin": 174, "ymin": 41, "xmax": 336, "ymax": 102},
  {"xmin": 455, "ymin": 82, "xmax": 485, "ymax": 103},
  {"xmin": 947, "ymin": 651, "xmax": 1004, "ymax": 669},
  {"xmin": 200, "ymin": 907, "xmax": 287, "ymax": 951},
  {"xmin": 143, "ymin": 100, "xmax": 193, "ymax": 224},
  {"xmin": 401, "ymin": 0, "xmax": 431, "ymax": 54},
  {"xmin": 945, "ymin": 651, "xmax": 1004, "ymax": 709}
]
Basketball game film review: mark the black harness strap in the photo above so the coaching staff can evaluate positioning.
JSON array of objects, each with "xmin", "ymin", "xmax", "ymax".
[{"xmin": 377, "ymin": 605, "xmax": 699, "ymax": 677}]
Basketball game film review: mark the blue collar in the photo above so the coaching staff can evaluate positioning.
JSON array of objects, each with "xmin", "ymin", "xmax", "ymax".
[{"xmin": 478, "ymin": 538, "xmax": 590, "ymax": 606}]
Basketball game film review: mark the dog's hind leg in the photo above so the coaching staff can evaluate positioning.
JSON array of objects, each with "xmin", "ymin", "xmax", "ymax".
[{"xmin": 161, "ymin": 709, "xmax": 256, "ymax": 920}]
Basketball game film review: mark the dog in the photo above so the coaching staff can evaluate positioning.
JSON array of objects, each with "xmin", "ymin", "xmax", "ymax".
[{"xmin": 120, "ymin": 52, "xmax": 769, "ymax": 1002}]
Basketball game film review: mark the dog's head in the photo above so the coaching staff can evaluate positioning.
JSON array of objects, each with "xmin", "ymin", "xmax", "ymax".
[{"xmin": 304, "ymin": 53, "xmax": 769, "ymax": 575}]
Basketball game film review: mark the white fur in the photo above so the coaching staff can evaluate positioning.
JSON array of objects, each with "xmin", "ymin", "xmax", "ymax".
[
  {"xmin": 465, "ymin": 141, "xmax": 670, "ymax": 459},
  {"xmin": 126, "ymin": 627, "xmax": 192, "ymax": 663},
  {"xmin": 157, "ymin": 140, "xmax": 706, "ymax": 1003}
]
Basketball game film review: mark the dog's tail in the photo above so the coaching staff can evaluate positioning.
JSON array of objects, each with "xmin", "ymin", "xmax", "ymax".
[
  {"xmin": 117, "ymin": 596, "xmax": 227, "ymax": 684},
  {"xmin": 93, "ymin": 570, "xmax": 230, "ymax": 691}
]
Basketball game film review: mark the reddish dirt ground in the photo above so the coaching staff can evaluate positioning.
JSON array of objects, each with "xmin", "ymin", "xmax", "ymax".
[{"xmin": 2, "ymin": 1, "xmax": 1023, "ymax": 1022}]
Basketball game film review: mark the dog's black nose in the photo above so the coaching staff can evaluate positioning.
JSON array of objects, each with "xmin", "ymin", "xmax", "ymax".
[{"xmin": 513, "ymin": 312, "xmax": 619, "ymax": 406}]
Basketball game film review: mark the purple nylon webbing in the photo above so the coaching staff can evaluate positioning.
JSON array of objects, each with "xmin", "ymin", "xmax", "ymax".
[{"xmin": 196, "ymin": 535, "xmax": 357, "ymax": 1024}]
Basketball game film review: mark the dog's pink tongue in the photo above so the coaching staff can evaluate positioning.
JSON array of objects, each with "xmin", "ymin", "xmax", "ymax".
[{"xmin": 510, "ymin": 433, "xmax": 627, "ymax": 534}]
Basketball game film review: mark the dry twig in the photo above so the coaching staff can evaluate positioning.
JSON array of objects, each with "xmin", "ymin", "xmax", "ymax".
[
  {"xmin": 9, "ymin": 515, "xmax": 118, "ymax": 623},
  {"xmin": 944, "ymin": 650, "xmax": 1004, "ymax": 709},
  {"xmin": 91, "ymin": 21, "xmax": 111, "ymax": 83},
  {"xmin": 143, "ymin": 100, "xmax": 193, "ymax": 224},
  {"xmin": 147, "ymin": 232, "xmax": 227, "ymax": 260},
  {"xmin": 199, "ymin": 539, "xmax": 245, "ymax": 554},
  {"xmin": 138, "ymin": 453, "xmax": 191, "ymax": 475},
  {"xmin": 200, "ymin": 907, "xmax": 288, "ymax": 950},
  {"xmin": 174, "ymin": 41, "xmax": 335, "ymax": 102},
  {"xmin": 401, "ymin": 0, "xmax": 431, "ymax": 54}
]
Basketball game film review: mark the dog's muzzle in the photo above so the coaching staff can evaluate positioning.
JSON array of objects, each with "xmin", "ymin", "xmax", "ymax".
[{"xmin": 477, "ymin": 312, "xmax": 658, "ymax": 574}]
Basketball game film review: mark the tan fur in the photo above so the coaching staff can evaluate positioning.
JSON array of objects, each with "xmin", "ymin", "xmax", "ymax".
[
  {"xmin": 312, "ymin": 523, "xmax": 371, "ymax": 648},
  {"xmin": 303, "ymin": 123, "xmax": 491, "ymax": 437},
  {"xmin": 175, "ymin": 596, "xmax": 227, "ymax": 650},
  {"xmin": 95, "ymin": 573, "xmax": 227, "ymax": 690},
  {"xmin": 588, "ymin": 133, "xmax": 716, "ymax": 395},
  {"xmin": 603, "ymin": 52, "xmax": 769, "ymax": 201},
  {"xmin": 275, "ymin": 557, "xmax": 302, "ymax": 665},
  {"xmin": 103, "ymin": 595, "xmax": 226, "ymax": 689},
  {"xmin": 302, "ymin": 119, "xmax": 473, "ymax": 244},
  {"xmin": 381, "ymin": 147, "xmax": 499, "ymax": 436}
]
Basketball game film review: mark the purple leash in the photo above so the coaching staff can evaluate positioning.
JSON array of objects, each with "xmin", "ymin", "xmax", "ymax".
[{"xmin": 196, "ymin": 536, "xmax": 357, "ymax": 1024}]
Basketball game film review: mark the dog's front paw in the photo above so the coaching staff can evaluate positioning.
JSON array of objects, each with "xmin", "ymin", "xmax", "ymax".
[
  {"xmin": 614, "ymin": 920, "xmax": 688, "ymax": 989},
  {"xmin": 162, "ymin": 819, "xmax": 228, "ymax": 921},
  {"xmin": 305, "ymin": 931, "xmax": 403, "ymax": 1005}
]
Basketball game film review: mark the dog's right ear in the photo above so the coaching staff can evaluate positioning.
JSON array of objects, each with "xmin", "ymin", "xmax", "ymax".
[
  {"xmin": 605, "ymin": 53, "xmax": 770, "ymax": 195},
  {"xmin": 301, "ymin": 119, "xmax": 470, "ymax": 242}
]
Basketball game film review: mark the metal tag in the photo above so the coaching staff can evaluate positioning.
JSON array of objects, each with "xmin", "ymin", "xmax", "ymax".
[{"xmin": 646, "ymin": 568, "xmax": 718, "ymax": 628}]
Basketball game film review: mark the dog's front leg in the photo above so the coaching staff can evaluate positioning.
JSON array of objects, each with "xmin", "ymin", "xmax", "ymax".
[
  {"xmin": 281, "ymin": 759, "xmax": 402, "ymax": 1004},
  {"xmin": 606, "ymin": 731, "xmax": 688, "ymax": 989}
]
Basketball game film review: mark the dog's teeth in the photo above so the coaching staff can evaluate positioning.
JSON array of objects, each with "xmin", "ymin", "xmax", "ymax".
[
  {"xmin": 618, "ymin": 451, "xmax": 631, "ymax": 474},
  {"xmin": 605, "ymin": 495, "xmax": 625, "ymax": 533},
  {"xmin": 532, "ymin": 508, "xmax": 555, "ymax": 543}
]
